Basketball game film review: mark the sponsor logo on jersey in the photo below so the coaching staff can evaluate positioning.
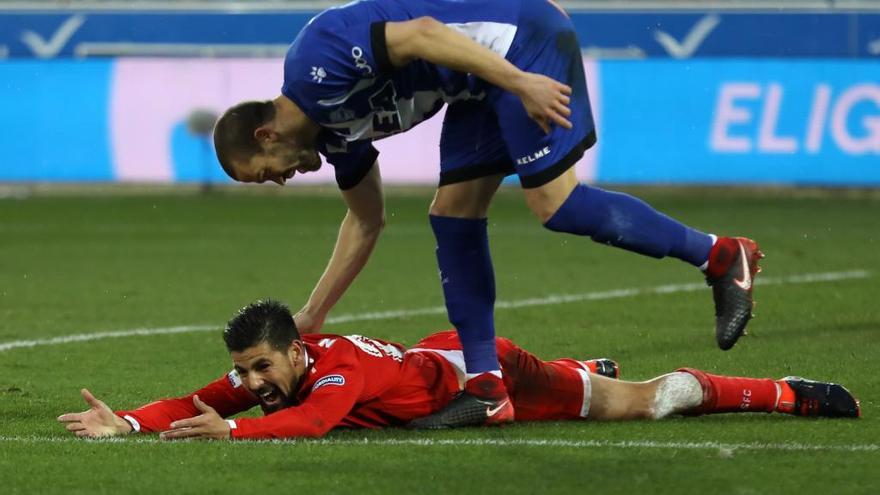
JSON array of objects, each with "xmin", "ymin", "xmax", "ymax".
[
  {"xmin": 312, "ymin": 374, "xmax": 346, "ymax": 391},
  {"xmin": 351, "ymin": 46, "xmax": 373, "ymax": 75},
  {"xmin": 345, "ymin": 335, "xmax": 405, "ymax": 362},
  {"xmin": 515, "ymin": 146, "xmax": 551, "ymax": 165},
  {"xmin": 310, "ymin": 66, "xmax": 327, "ymax": 83},
  {"xmin": 227, "ymin": 370, "xmax": 243, "ymax": 388}
]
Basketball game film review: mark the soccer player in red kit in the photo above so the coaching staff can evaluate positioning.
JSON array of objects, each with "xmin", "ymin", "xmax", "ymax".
[{"xmin": 58, "ymin": 300, "xmax": 859, "ymax": 440}]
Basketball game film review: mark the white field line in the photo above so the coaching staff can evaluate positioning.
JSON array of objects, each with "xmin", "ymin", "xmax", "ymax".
[
  {"xmin": 0, "ymin": 269, "xmax": 870, "ymax": 353},
  {"xmin": 0, "ymin": 436, "xmax": 877, "ymax": 452}
]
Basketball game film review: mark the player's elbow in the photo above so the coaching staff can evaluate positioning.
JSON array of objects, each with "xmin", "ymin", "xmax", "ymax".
[
  {"xmin": 413, "ymin": 16, "xmax": 444, "ymax": 38},
  {"xmin": 413, "ymin": 17, "xmax": 446, "ymax": 53},
  {"xmin": 391, "ymin": 17, "xmax": 443, "ymax": 64},
  {"xmin": 352, "ymin": 209, "xmax": 386, "ymax": 236},
  {"xmin": 362, "ymin": 215, "xmax": 386, "ymax": 237}
]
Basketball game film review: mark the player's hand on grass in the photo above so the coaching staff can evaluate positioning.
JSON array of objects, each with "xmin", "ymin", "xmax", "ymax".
[
  {"xmin": 513, "ymin": 72, "xmax": 573, "ymax": 134},
  {"xmin": 160, "ymin": 395, "xmax": 230, "ymax": 441},
  {"xmin": 57, "ymin": 388, "xmax": 133, "ymax": 438}
]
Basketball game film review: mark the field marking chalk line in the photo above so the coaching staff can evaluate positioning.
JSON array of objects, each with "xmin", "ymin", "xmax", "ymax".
[
  {"xmin": 0, "ymin": 269, "xmax": 870, "ymax": 353},
  {"xmin": 0, "ymin": 436, "xmax": 876, "ymax": 452}
]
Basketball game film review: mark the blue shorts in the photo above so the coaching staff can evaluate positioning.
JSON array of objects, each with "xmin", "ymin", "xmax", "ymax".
[{"xmin": 439, "ymin": 0, "xmax": 597, "ymax": 188}]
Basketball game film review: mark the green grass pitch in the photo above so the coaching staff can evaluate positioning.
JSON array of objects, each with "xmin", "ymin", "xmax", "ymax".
[{"xmin": 0, "ymin": 186, "xmax": 878, "ymax": 494}]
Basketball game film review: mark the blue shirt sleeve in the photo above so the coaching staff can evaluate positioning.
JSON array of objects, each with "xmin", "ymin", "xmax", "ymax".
[
  {"xmin": 282, "ymin": 9, "xmax": 387, "ymax": 125},
  {"xmin": 317, "ymin": 131, "xmax": 379, "ymax": 190},
  {"xmin": 283, "ymin": 9, "xmax": 387, "ymax": 190}
]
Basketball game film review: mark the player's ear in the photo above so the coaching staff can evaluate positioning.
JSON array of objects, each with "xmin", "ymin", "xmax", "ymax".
[
  {"xmin": 254, "ymin": 126, "xmax": 277, "ymax": 143},
  {"xmin": 286, "ymin": 340, "xmax": 304, "ymax": 366}
]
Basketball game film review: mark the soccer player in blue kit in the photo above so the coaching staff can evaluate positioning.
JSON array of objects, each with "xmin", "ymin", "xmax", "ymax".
[{"xmin": 213, "ymin": 0, "xmax": 764, "ymax": 428}]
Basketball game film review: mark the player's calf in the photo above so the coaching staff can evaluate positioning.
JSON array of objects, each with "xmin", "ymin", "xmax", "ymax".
[
  {"xmin": 542, "ymin": 183, "xmax": 714, "ymax": 266},
  {"xmin": 674, "ymin": 368, "xmax": 860, "ymax": 419}
]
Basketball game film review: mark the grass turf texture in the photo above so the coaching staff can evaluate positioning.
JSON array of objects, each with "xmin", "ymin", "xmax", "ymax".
[{"xmin": 0, "ymin": 186, "xmax": 878, "ymax": 494}]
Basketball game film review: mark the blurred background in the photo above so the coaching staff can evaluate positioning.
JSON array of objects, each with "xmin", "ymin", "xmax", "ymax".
[{"xmin": 0, "ymin": 0, "xmax": 878, "ymax": 187}]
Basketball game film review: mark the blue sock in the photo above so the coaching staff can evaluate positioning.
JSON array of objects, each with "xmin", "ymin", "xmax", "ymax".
[
  {"xmin": 430, "ymin": 215, "xmax": 499, "ymax": 374},
  {"xmin": 544, "ymin": 184, "xmax": 713, "ymax": 267}
]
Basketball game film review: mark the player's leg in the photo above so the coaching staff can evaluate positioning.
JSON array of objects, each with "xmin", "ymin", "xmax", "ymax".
[
  {"xmin": 428, "ymin": 175, "xmax": 508, "ymax": 398},
  {"xmin": 527, "ymin": 169, "xmax": 764, "ymax": 351},
  {"xmin": 524, "ymin": 167, "xmax": 716, "ymax": 268},
  {"xmin": 502, "ymin": 342, "xmax": 860, "ymax": 420},
  {"xmin": 587, "ymin": 368, "xmax": 860, "ymax": 420},
  {"xmin": 498, "ymin": 0, "xmax": 763, "ymax": 350},
  {"xmin": 673, "ymin": 368, "xmax": 860, "ymax": 418},
  {"xmin": 491, "ymin": 338, "xmax": 649, "ymax": 420},
  {"xmin": 408, "ymin": 102, "xmax": 514, "ymax": 429}
]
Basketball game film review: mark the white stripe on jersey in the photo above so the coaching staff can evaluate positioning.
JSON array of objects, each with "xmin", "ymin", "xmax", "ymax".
[
  {"xmin": 321, "ymin": 88, "xmax": 483, "ymax": 142},
  {"xmin": 318, "ymin": 78, "xmax": 377, "ymax": 107},
  {"xmin": 445, "ymin": 21, "xmax": 518, "ymax": 58}
]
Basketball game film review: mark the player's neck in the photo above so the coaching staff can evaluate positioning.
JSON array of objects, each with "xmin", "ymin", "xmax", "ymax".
[{"xmin": 273, "ymin": 95, "xmax": 321, "ymax": 147}]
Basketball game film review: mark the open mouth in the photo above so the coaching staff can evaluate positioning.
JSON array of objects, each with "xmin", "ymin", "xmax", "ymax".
[{"xmin": 257, "ymin": 386, "xmax": 283, "ymax": 409}]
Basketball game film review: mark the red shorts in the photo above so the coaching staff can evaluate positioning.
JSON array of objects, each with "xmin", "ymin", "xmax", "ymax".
[{"xmin": 409, "ymin": 331, "xmax": 591, "ymax": 421}]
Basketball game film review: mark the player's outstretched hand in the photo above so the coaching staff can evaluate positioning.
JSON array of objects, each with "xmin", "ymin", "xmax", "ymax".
[
  {"xmin": 514, "ymin": 72, "xmax": 573, "ymax": 134},
  {"xmin": 57, "ymin": 388, "xmax": 132, "ymax": 438},
  {"xmin": 160, "ymin": 395, "xmax": 231, "ymax": 441}
]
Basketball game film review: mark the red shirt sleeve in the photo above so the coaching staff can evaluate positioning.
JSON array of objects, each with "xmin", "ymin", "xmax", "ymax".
[
  {"xmin": 230, "ymin": 344, "xmax": 366, "ymax": 439},
  {"xmin": 116, "ymin": 372, "xmax": 258, "ymax": 433}
]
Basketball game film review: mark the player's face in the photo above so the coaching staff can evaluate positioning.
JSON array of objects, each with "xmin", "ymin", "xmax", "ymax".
[
  {"xmin": 231, "ymin": 341, "xmax": 306, "ymax": 413},
  {"xmin": 235, "ymin": 143, "xmax": 322, "ymax": 186}
]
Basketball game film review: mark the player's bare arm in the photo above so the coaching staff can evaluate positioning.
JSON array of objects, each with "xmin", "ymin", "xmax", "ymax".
[
  {"xmin": 295, "ymin": 163, "xmax": 386, "ymax": 332},
  {"xmin": 384, "ymin": 17, "xmax": 573, "ymax": 134},
  {"xmin": 57, "ymin": 388, "xmax": 133, "ymax": 438}
]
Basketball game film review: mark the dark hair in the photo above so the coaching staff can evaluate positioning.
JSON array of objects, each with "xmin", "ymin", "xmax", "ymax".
[
  {"xmin": 212, "ymin": 100, "xmax": 276, "ymax": 180},
  {"xmin": 223, "ymin": 299, "xmax": 300, "ymax": 352}
]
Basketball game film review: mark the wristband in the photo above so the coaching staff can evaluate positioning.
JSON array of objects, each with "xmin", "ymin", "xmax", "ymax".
[{"xmin": 122, "ymin": 415, "xmax": 141, "ymax": 434}]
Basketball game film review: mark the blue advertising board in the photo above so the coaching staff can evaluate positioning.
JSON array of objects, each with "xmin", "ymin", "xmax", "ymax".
[
  {"xmin": 1, "ymin": 57, "xmax": 876, "ymax": 185},
  {"xmin": 574, "ymin": 13, "xmax": 880, "ymax": 59},
  {"xmin": 596, "ymin": 59, "xmax": 880, "ymax": 185},
  {"xmin": 0, "ymin": 60, "xmax": 114, "ymax": 181},
  {"xmin": 0, "ymin": 11, "xmax": 879, "ymax": 59}
]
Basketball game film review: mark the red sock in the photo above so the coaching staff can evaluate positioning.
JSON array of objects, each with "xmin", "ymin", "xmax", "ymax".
[
  {"xmin": 705, "ymin": 237, "xmax": 738, "ymax": 278},
  {"xmin": 465, "ymin": 372, "xmax": 508, "ymax": 400},
  {"xmin": 678, "ymin": 368, "xmax": 779, "ymax": 414}
]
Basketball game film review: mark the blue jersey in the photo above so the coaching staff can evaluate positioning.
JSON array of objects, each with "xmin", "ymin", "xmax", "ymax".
[
  {"xmin": 283, "ymin": 0, "xmax": 522, "ymax": 187},
  {"xmin": 283, "ymin": 0, "xmax": 596, "ymax": 189}
]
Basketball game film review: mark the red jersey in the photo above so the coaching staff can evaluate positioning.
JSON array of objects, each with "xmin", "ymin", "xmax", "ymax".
[{"xmin": 117, "ymin": 331, "xmax": 590, "ymax": 439}]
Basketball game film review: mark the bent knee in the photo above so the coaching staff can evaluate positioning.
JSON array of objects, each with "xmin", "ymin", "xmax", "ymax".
[
  {"xmin": 430, "ymin": 175, "xmax": 504, "ymax": 218},
  {"xmin": 523, "ymin": 169, "xmax": 579, "ymax": 224}
]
